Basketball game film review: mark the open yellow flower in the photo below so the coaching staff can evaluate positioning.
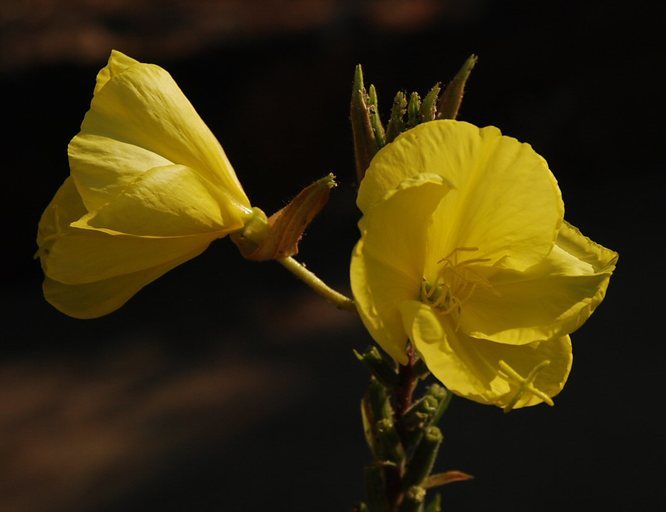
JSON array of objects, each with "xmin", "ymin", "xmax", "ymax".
[
  {"xmin": 36, "ymin": 50, "xmax": 253, "ymax": 319},
  {"xmin": 350, "ymin": 120, "xmax": 617, "ymax": 410}
]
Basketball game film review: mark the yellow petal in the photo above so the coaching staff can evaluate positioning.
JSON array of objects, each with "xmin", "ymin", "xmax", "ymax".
[
  {"xmin": 460, "ymin": 222, "xmax": 617, "ymax": 344},
  {"xmin": 350, "ymin": 177, "xmax": 450, "ymax": 363},
  {"xmin": 351, "ymin": 243, "xmax": 416, "ymax": 364},
  {"xmin": 401, "ymin": 300, "xmax": 572, "ymax": 409},
  {"xmin": 360, "ymin": 120, "xmax": 564, "ymax": 271},
  {"xmin": 93, "ymin": 49, "xmax": 138, "ymax": 94},
  {"xmin": 43, "ymin": 243, "xmax": 208, "ymax": 319},
  {"xmin": 36, "ymin": 177, "xmax": 87, "ymax": 252},
  {"xmin": 71, "ymin": 50, "xmax": 249, "ymax": 213},
  {"xmin": 68, "ymin": 133, "xmax": 173, "ymax": 211},
  {"xmin": 37, "ymin": 174, "xmax": 220, "ymax": 285},
  {"xmin": 556, "ymin": 220, "xmax": 619, "ymax": 271},
  {"xmin": 72, "ymin": 164, "xmax": 245, "ymax": 237},
  {"xmin": 43, "ymin": 229, "xmax": 216, "ymax": 285}
]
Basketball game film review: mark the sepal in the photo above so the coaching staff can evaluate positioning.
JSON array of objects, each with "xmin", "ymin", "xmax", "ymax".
[
  {"xmin": 232, "ymin": 174, "xmax": 335, "ymax": 261},
  {"xmin": 437, "ymin": 54, "xmax": 477, "ymax": 120}
]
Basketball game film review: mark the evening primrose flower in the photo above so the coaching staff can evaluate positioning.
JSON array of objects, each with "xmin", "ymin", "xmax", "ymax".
[
  {"xmin": 36, "ymin": 50, "xmax": 253, "ymax": 318},
  {"xmin": 350, "ymin": 120, "xmax": 617, "ymax": 410}
]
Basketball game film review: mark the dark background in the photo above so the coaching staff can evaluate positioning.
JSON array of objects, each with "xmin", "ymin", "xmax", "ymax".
[{"xmin": 1, "ymin": 1, "xmax": 663, "ymax": 510}]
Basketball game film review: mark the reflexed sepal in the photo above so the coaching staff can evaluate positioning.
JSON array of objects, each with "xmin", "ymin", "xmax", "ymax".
[
  {"xmin": 231, "ymin": 174, "xmax": 335, "ymax": 261},
  {"xmin": 437, "ymin": 54, "xmax": 477, "ymax": 120}
]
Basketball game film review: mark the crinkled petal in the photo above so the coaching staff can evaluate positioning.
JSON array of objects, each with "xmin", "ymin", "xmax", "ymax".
[
  {"xmin": 351, "ymin": 177, "xmax": 450, "ymax": 363},
  {"xmin": 71, "ymin": 50, "xmax": 249, "ymax": 212},
  {"xmin": 400, "ymin": 300, "xmax": 572, "ymax": 409},
  {"xmin": 460, "ymin": 222, "xmax": 617, "ymax": 344},
  {"xmin": 72, "ymin": 164, "xmax": 246, "ymax": 237},
  {"xmin": 360, "ymin": 120, "xmax": 563, "ymax": 271},
  {"xmin": 43, "ymin": 243, "xmax": 207, "ymax": 319}
]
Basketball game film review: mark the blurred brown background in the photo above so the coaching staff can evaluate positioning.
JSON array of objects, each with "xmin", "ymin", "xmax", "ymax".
[{"xmin": 1, "ymin": 1, "xmax": 664, "ymax": 511}]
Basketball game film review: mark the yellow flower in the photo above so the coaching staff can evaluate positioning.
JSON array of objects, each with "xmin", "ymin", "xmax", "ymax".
[
  {"xmin": 36, "ymin": 50, "xmax": 253, "ymax": 319},
  {"xmin": 350, "ymin": 120, "xmax": 617, "ymax": 410}
]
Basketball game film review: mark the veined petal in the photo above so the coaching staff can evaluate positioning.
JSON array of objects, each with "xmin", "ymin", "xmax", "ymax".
[
  {"xmin": 42, "ymin": 229, "xmax": 216, "ymax": 285},
  {"xmin": 400, "ymin": 300, "xmax": 572, "ymax": 409},
  {"xmin": 72, "ymin": 50, "xmax": 249, "ymax": 212},
  {"xmin": 93, "ymin": 49, "xmax": 138, "ymax": 94},
  {"xmin": 360, "ymin": 120, "xmax": 563, "ymax": 271},
  {"xmin": 72, "ymin": 164, "xmax": 248, "ymax": 237},
  {"xmin": 350, "ymin": 177, "xmax": 450, "ymax": 363},
  {"xmin": 43, "ymin": 243, "xmax": 208, "ymax": 319},
  {"xmin": 460, "ymin": 222, "xmax": 617, "ymax": 344},
  {"xmin": 68, "ymin": 133, "xmax": 172, "ymax": 211}
]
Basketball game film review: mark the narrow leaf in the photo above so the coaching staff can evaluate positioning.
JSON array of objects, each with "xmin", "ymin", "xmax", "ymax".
[{"xmin": 423, "ymin": 470, "xmax": 474, "ymax": 489}]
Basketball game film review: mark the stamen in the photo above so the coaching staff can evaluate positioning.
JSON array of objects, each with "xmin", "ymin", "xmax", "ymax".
[
  {"xmin": 421, "ymin": 246, "xmax": 495, "ymax": 322},
  {"xmin": 498, "ymin": 360, "xmax": 554, "ymax": 413}
]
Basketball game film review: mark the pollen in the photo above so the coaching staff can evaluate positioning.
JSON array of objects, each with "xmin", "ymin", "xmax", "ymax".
[{"xmin": 498, "ymin": 360, "xmax": 554, "ymax": 413}]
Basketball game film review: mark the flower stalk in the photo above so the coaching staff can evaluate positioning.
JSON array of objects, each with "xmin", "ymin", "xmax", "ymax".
[
  {"xmin": 277, "ymin": 256, "xmax": 356, "ymax": 312},
  {"xmin": 356, "ymin": 346, "xmax": 467, "ymax": 512}
]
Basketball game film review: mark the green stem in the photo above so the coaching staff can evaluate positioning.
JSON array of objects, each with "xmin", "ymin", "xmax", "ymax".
[{"xmin": 278, "ymin": 256, "xmax": 357, "ymax": 312}]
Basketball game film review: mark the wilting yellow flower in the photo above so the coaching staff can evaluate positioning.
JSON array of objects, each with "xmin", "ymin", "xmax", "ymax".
[
  {"xmin": 36, "ymin": 50, "xmax": 252, "ymax": 319},
  {"xmin": 350, "ymin": 120, "xmax": 617, "ymax": 410}
]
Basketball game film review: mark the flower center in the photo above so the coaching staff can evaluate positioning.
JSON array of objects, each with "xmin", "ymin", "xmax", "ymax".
[{"xmin": 420, "ymin": 247, "xmax": 491, "ymax": 319}]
